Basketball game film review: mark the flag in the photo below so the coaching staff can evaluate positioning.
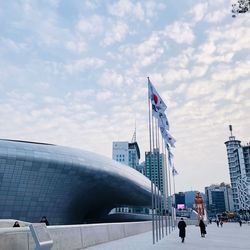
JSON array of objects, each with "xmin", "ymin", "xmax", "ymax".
[
  {"xmin": 159, "ymin": 126, "xmax": 176, "ymax": 148},
  {"xmin": 158, "ymin": 111, "xmax": 169, "ymax": 131},
  {"xmin": 148, "ymin": 78, "xmax": 167, "ymax": 119},
  {"xmin": 166, "ymin": 143, "xmax": 174, "ymax": 168},
  {"xmin": 172, "ymin": 167, "xmax": 178, "ymax": 176}
]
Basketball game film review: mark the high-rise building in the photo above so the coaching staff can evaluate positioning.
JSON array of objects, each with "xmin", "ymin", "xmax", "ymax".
[
  {"xmin": 112, "ymin": 141, "xmax": 140, "ymax": 170},
  {"xmin": 145, "ymin": 149, "xmax": 166, "ymax": 209},
  {"xmin": 205, "ymin": 183, "xmax": 234, "ymax": 217},
  {"xmin": 225, "ymin": 126, "xmax": 250, "ymax": 211},
  {"xmin": 112, "ymin": 139, "xmax": 143, "ymax": 214}
]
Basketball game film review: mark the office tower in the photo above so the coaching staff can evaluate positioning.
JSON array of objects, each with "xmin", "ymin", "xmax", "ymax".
[
  {"xmin": 205, "ymin": 183, "xmax": 234, "ymax": 217},
  {"xmin": 112, "ymin": 141, "xmax": 140, "ymax": 170},
  {"xmin": 225, "ymin": 125, "xmax": 250, "ymax": 210},
  {"xmin": 145, "ymin": 149, "xmax": 167, "ymax": 210}
]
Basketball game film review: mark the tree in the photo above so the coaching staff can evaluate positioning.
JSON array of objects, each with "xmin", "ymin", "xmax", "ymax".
[{"xmin": 232, "ymin": 0, "xmax": 250, "ymax": 17}]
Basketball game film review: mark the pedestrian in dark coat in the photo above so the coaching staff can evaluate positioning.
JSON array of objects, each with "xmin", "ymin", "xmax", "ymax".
[
  {"xmin": 216, "ymin": 220, "xmax": 219, "ymax": 227},
  {"xmin": 178, "ymin": 218, "xmax": 187, "ymax": 243},
  {"xmin": 13, "ymin": 221, "xmax": 20, "ymax": 227},
  {"xmin": 220, "ymin": 220, "xmax": 223, "ymax": 227},
  {"xmin": 40, "ymin": 216, "xmax": 49, "ymax": 226},
  {"xmin": 199, "ymin": 219, "xmax": 206, "ymax": 237}
]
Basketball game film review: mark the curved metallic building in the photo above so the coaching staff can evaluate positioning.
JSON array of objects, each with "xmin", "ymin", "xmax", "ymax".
[{"xmin": 0, "ymin": 139, "xmax": 152, "ymax": 225}]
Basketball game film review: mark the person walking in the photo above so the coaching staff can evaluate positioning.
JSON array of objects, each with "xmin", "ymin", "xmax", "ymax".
[
  {"xmin": 239, "ymin": 220, "xmax": 242, "ymax": 227},
  {"xmin": 40, "ymin": 216, "xmax": 49, "ymax": 226},
  {"xmin": 216, "ymin": 219, "xmax": 219, "ymax": 227},
  {"xmin": 199, "ymin": 219, "xmax": 206, "ymax": 237},
  {"xmin": 178, "ymin": 218, "xmax": 187, "ymax": 243},
  {"xmin": 13, "ymin": 221, "xmax": 20, "ymax": 227},
  {"xmin": 220, "ymin": 220, "xmax": 223, "ymax": 227}
]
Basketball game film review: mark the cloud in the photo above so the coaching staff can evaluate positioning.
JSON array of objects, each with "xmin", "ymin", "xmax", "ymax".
[
  {"xmin": 163, "ymin": 21, "xmax": 195, "ymax": 44},
  {"xmin": 119, "ymin": 32, "xmax": 165, "ymax": 69},
  {"xmin": 189, "ymin": 2, "xmax": 208, "ymax": 23},
  {"xmin": 96, "ymin": 90, "xmax": 113, "ymax": 101},
  {"xmin": 0, "ymin": 38, "xmax": 28, "ymax": 53},
  {"xmin": 77, "ymin": 15, "xmax": 104, "ymax": 35},
  {"xmin": 1, "ymin": 0, "xmax": 250, "ymax": 192},
  {"xmin": 205, "ymin": 9, "xmax": 228, "ymax": 23},
  {"xmin": 65, "ymin": 58, "xmax": 105, "ymax": 74},
  {"xmin": 108, "ymin": 0, "xmax": 145, "ymax": 21},
  {"xmin": 98, "ymin": 70, "xmax": 125, "ymax": 87},
  {"xmin": 65, "ymin": 40, "xmax": 87, "ymax": 53},
  {"xmin": 102, "ymin": 21, "xmax": 129, "ymax": 46}
]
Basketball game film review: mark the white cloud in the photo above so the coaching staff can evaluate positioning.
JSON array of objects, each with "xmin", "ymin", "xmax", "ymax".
[
  {"xmin": 0, "ymin": 38, "xmax": 28, "ymax": 52},
  {"xmin": 1, "ymin": 0, "xmax": 250, "ymax": 193},
  {"xmin": 189, "ymin": 2, "xmax": 208, "ymax": 23},
  {"xmin": 163, "ymin": 21, "xmax": 195, "ymax": 44},
  {"xmin": 211, "ymin": 60, "xmax": 250, "ymax": 82},
  {"xmin": 65, "ymin": 40, "xmax": 87, "ymax": 53},
  {"xmin": 65, "ymin": 58, "xmax": 105, "ymax": 74},
  {"xmin": 205, "ymin": 9, "xmax": 228, "ymax": 23},
  {"xmin": 77, "ymin": 15, "xmax": 104, "ymax": 35},
  {"xmin": 190, "ymin": 65, "xmax": 208, "ymax": 78},
  {"xmin": 108, "ymin": 0, "xmax": 145, "ymax": 21},
  {"xmin": 98, "ymin": 70, "xmax": 125, "ymax": 87},
  {"xmin": 102, "ymin": 21, "xmax": 129, "ymax": 46},
  {"xmin": 119, "ymin": 33, "xmax": 165, "ymax": 69},
  {"xmin": 96, "ymin": 90, "xmax": 113, "ymax": 101}
]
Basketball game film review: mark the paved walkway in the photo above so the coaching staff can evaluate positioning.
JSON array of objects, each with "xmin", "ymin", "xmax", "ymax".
[{"xmin": 85, "ymin": 222, "xmax": 250, "ymax": 250}]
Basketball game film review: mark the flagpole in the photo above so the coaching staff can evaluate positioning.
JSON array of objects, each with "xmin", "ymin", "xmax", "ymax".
[
  {"xmin": 161, "ymin": 137, "xmax": 168, "ymax": 236},
  {"xmin": 147, "ymin": 77, "xmax": 155, "ymax": 244},
  {"xmin": 172, "ymin": 168, "xmax": 176, "ymax": 229},
  {"xmin": 158, "ymin": 127, "xmax": 164, "ymax": 239},
  {"xmin": 168, "ymin": 165, "xmax": 174, "ymax": 231},
  {"xmin": 161, "ymin": 137, "xmax": 167, "ymax": 237},
  {"xmin": 147, "ymin": 77, "xmax": 176, "ymax": 237},
  {"xmin": 165, "ymin": 146, "xmax": 171, "ymax": 234},
  {"xmin": 155, "ymin": 118, "xmax": 161, "ymax": 240},
  {"xmin": 152, "ymin": 116, "xmax": 159, "ymax": 242}
]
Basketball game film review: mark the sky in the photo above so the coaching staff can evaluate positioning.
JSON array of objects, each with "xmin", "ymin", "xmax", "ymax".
[{"xmin": 0, "ymin": 0, "xmax": 250, "ymax": 193}]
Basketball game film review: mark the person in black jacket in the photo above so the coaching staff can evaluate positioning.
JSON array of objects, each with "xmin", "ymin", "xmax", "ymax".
[
  {"xmin": 178, "ymin": 218, "xmax": 187, "ymax": 243},
  {"xmin": 239, "ymin": 220, "xmax": 242, "ymax": 227},
  {"xmin": 40, "ymin": 216, "xmax": 49, "ymax": 226},
  {"xmin": 199, "ymin": 219, "xmax": 206, "ymax": 237},
  {"xmin": 13, "ymin": 221, "xmax": 20, "ymax": 227}
]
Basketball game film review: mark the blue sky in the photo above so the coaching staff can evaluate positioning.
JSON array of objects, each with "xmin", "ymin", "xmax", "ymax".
[{"xmin": 1, "ymin": 0, "xmax": 250, "ymax": 192}]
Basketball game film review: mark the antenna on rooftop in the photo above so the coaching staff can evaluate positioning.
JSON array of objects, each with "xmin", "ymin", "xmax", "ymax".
[
  {"xmin": 131, "ymin": 120, "xmax": 137, "ymax": 143},
  {"xmin": 229, "ymin": 125, "xmax": 233, "ymax": 136}
]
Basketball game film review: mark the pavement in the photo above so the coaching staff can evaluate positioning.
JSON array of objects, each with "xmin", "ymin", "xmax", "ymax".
[{"xmin": 85, "ymin": 222, "xmax": 250, "ymax": 250}]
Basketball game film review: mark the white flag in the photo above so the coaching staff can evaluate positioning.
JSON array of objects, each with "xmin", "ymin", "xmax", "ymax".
[
  {"xmin": 160, "ymin": 126, "xmax": 176, "ymax": 148},
  {"xmin": 148, "ymin": 78, "xmax": 167, "ymax": 114},
  {"xmin": 172, "ymin": 167, "xmax": 178, "ymax": 176},
  {"xmin": 166, "ymin": 143, "xmax": 174, "ymax": 168},
  {"xmin": 158, "ymin": 111, "xmax": 169, "ymax": 131}
]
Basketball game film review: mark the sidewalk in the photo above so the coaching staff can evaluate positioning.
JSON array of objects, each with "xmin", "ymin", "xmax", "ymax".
[{"xmin": 85, "ymin": 222, "xmax": 250, "ymax": 250}]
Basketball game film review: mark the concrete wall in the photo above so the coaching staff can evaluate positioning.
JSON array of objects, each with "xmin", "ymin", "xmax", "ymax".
[
  {"xmin": 0, "ymin": 219, "xmax": 30, "ymax": 228},
  {"xmin": 0, "ymin": 221, "xmax": 152, "ymax": 250}
]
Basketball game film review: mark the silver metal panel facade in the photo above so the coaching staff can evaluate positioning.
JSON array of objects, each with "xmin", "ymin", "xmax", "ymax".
[{"xmin": 0, "ymin": 140, "xmax": 152, "ymax": 225}]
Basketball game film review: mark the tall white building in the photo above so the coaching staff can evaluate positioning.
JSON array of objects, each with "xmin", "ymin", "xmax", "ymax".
[
  {"xmin": 225, "ymin": 126, "xmax": 250, "ymax": 211},
  {"xmin": 112, "ymin": 141, "xmax": 140, "ymax": 170},
  {"xmin": 112, "ymin": 139, "xmax": 143, "ymax": 214}
]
